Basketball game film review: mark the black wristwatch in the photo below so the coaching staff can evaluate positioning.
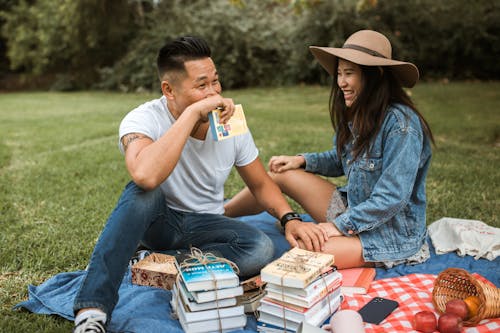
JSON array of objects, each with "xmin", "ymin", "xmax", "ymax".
[{"xmin": 280, "ymin": 212, "xmax": 302, "ymax": 228}]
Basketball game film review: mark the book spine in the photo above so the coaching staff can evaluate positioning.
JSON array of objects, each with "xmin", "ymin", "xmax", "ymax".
[
  {"xmin": 208, "ymin": 111, "xmax": 221, "ymax": 141},
  {"xmin": 267, "ymin": 271, "xmax": 341, "ymax": 298}
]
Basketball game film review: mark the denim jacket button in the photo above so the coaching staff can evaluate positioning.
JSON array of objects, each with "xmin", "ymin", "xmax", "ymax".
[
  {"xmin": 369, "ymin": 162, "xmax": 374, "ymax": 169},
  {"xmin": 348, "ymin": 230, "xmax": 354, "ymax": 235}
]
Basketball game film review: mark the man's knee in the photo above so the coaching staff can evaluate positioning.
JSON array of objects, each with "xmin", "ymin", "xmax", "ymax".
[
  {"xmin": 123, "ymin": 182, "xmax": 164, "ymax": 212},
  {"xmin": 239, "ymin": 232, "xmax": 274, "ymax": 278}
]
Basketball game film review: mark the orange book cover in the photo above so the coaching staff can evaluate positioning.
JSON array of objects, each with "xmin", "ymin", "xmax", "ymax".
[{"xmin": 338, "ymin": 267, "xmax": 376, "ymax": 295}]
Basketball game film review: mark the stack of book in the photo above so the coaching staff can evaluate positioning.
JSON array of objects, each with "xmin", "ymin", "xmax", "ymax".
[
  {"xmin": 171, "ymin": 257, "xmax": 246, "ymax": 333},
  {"xmin": 257, "ymin": 248, "xmax": 342, "ymax": 332}
]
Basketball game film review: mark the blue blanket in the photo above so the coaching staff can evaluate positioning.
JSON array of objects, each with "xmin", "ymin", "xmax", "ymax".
[{"xmin": 14, "ymin": 212, "xmax": 500, "ymax": 333}]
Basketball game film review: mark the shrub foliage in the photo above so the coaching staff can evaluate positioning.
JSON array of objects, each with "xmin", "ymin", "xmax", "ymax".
[{"xmin": 1, "ymin": 0, "xmax": 499, "ymax": 91}]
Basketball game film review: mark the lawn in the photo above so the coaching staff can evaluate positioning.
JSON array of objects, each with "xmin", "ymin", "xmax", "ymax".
[{"xmin": 0, "ymin": 83, "xmax": 499, "ymax": 332}]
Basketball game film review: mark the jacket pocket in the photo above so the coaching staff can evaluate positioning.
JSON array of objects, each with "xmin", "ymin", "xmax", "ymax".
[{"xmin": 357, "ymin": 157, "xmax": 383, "ymax": 197}]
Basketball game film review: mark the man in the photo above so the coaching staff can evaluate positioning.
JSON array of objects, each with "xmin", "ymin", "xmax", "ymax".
[{"xmin": 73, "ymin": 36, "xmax": 327, "ymax": 333}]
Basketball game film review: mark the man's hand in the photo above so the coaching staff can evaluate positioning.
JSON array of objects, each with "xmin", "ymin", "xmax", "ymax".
[
  {"xmin": 284, "ymin": 220, "xmax": 329, "ymax": 252},
  {"xmin": 187, "ymin": 95, "xmax": 235, "ymax": 123},
  {"xmin": 268, "ymin": 155, "xmax": 305, "ymax": 173}
]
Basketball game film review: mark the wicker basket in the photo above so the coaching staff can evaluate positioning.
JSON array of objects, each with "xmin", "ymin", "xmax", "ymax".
[{"xmin": 432, "ymin": 268, "xmax": 500, "ymax": 326}]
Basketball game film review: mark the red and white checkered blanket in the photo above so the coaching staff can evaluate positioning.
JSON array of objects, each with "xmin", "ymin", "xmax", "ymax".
[{"xmin": 341, "ymin": 273, "xmax": 500, "ymax": 333}]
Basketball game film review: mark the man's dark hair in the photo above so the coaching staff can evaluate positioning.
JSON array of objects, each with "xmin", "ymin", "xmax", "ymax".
[{"xmin": 156, "ymin": 36, "xmax": 211, "ymax": 80}]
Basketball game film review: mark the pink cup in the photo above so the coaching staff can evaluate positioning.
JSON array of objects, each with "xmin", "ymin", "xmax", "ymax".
[{"xmin": 330, "ymin": 309, "xmax": 365, "ymax": 333}]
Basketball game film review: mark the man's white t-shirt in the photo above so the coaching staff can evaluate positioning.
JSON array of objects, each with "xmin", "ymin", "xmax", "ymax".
[{"xmin": 118, "ymin": 96, "xmax": 259, "ymax": 215}]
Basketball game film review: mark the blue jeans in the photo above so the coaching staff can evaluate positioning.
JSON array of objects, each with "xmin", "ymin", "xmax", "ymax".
[{"xmin": 73, "ymin": 181, "xmax": 274, "ymax": 318}]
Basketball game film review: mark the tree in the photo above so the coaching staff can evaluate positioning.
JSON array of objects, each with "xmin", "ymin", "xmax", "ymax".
[{"xmin": 1, "ymin": 0, "xmax": 139, "ymax": 89}]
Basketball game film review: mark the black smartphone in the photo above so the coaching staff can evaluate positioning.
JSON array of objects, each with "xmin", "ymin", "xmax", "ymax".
[{"xmin": 358, "ymin": 296, "xmax": 399, "ymax": 324}]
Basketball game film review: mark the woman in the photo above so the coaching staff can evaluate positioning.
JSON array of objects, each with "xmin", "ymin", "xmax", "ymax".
[{"xmin": 224, "ymin": 30, "xmax": 434, "ymax": 269}]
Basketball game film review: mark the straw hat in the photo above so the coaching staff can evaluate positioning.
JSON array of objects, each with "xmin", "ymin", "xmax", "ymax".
[{"xmin": 310, "ymin": 30, "xmax": 419, "ymax": 87}]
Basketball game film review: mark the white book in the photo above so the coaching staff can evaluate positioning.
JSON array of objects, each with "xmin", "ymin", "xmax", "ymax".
[
  {"xmin": 258, "ymin": 289, "xmax": 341, "ymax": 324},
  {"xmin": 191, "ymin": 284, "xmax": 244, "ymax": 303},
  {"xmin": 265, "ymin": 271, "xmax": 341, "ymax": 308},
  {"xmin": 257, "ymin": 320, "xmax": 294, "ymax": 333},
  {"xmin": 260, "ymin": 248, "xmax": 334, "ymax": 289},
  {"xmin": 266, "ymin": 269, "xmax": 341, "ymax": 298},
  {"xmin": 176, "ymin": 299, "xmax": 247, "ymax": 333},
  {"xmin": 258, "ymin": 291, "xmax": 340, "ymax": 330},
  {"xmin": 257, "ymin": 312, "xmax": 301, "ymax": 331},
  {"xmin": 171, "ymin": 288, "xmax": 244, "ymax": 323},
  {"xmin": 174, "ymin": 280, "xmax": 237, "ymax": 312}
]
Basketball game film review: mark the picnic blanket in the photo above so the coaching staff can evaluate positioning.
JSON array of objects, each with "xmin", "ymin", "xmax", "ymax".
[
  {"xmin": 341, "ymin": 273, "xmax": 500, "ymax": 333},
  {"xmin": 14, "ymin": 212, "xmax": 500, "ymax": 332}
]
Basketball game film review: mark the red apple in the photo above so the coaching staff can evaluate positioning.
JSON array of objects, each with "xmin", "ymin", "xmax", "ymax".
[
  {"xmin": 413, "ymin": 310, "xmax": 437, "ymax": 332},
  {"xmin": 438, "ymin": 313, "xmax": 463, "ymax": 333},
  {"xmin": 445, "ymin": 299, "xmax": 469, "ymax": 320}
]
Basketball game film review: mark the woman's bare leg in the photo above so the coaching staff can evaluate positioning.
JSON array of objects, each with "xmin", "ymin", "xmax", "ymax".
[
  {"xmin": 224, "ymin": 169, "xmax": 336, "ymax": 222},
  {"xmin": 297, "ymin": 235, "xmax": 367, "ymax": 269}
]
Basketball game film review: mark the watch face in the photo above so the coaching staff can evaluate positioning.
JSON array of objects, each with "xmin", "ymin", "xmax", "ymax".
[{"xmin": 280, "ymin": 212, "xmax": 302, "ymax": 227}]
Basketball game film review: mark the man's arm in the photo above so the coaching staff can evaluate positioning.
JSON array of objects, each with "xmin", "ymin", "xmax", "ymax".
[
  {"xmin": 236, "ymin": 158, "xmax": 328, "ymax": 252},
  {"xmin": 122, "ymin": 95, "xmax": 234, "ymax": 190}
]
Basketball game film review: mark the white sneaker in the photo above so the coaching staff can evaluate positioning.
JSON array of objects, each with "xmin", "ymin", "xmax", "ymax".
[{"xmin": 73, "ymin": 314, "xmax": 106, "ymax": 333}]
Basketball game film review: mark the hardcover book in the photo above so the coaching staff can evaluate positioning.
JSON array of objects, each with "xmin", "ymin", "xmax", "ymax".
[
  {"xmin": 177, "ymin": 310, "xmax": 246, "ymax": 333},
  {"xmin": 264, "ymin": 271, "xmax": 342, "ymax": 308},
  {"xmin": 260, "ymin": 247, "xmax": 334, "ymax": 289},
  {"xmin": 258, "ymin": 291, "xmax": 340, "ymax": 332},
  {"xmin": 208, "ymin": 104, "xmax": 248, "ymax": 141},
  {"xmin": 171, "ymin": 288, "xmax": 245, "ymax": 323},
  {"xmin": 174, "ymin": 279, "xmax": 237, "ymax": 311},
  {"xmin": 256, "ymin": 321, "xmax": 294, "ymax": 333},
  {"xmin": 191, "ymin": 284, "xmax": 243, "ymax": 303},
  {"xmin": 258, "ymin": 288, "xmax": 341, "ymax": 324},
  {"xmin": 176, "ymin": 259, "xmax": 239, "ymax": 292},
  {"xmin": 265, "ymin": 268, "xmax": 341, "ymax": 298},
  {"xmin": 338, "ymin": 267, "xmax": 376, "ymax": 295}
]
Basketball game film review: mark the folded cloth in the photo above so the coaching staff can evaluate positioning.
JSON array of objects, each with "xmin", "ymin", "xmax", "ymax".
[{"xmin": 428, "ymin": 217, "xmax": 500, "ymax": 260}]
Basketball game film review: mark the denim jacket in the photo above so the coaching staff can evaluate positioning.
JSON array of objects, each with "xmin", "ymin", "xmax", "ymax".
[{"xmin": 302, "ymin": 104, "xmax": 432, "ymax": 262}]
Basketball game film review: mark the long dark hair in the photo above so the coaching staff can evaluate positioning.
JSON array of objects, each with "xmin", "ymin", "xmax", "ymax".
[{"xmin": 329, "ymin": 64, "xmax": 434, "ymax": 160}]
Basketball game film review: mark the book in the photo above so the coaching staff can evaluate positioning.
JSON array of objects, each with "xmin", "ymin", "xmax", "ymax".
[
  {"xmin": 208, "ymin": 104, "xmax": 249, "ymax": 141},
  {"xmin": 259, "ymin": 288, "xmax": 341, "ymax": 324},
  {"xmin": 258, "ymin": 292, "xmax": 339, "ymax": 332},
  {"xmin": 191, "ymin": 284, "xmax": 243, "ymax": 303},
  {"xmin": 171, "ymin": 287, "xmax": 245, "ymax": 323},
  {"xmin": 236, "ymin": 288, "xmax": 266, "ymax": 313},
  {"xmin": 265, "ymin": 269, "xmax": 341, "ymax": 300},
  {"xmin": 241, "ymin": 274, "xmax": 266, "ymax": 292},
  {"xmin": 177, "ymin": 307, "xmax": 246, "ymax": 333},
  {"xmin": 264, "ymin": 271, "xmax": 342, "ymax": 308},
  {"xmin": 174, "ymin": 279, "xmax": 237, "ymax": 312},
  {"xmin": 338, "ymin": 267, "xmax": 376, "ymax": 295},
  {"xmin": 176, "ymin": 259, "xmax": 239, "ymax": 292},
  {"xmin": 260, "ymin": 247, "xmax": 335, "ymax": 289},
  {"xmin": 257, "ymin": 320, "xmax": 294, "ymax": 333}
]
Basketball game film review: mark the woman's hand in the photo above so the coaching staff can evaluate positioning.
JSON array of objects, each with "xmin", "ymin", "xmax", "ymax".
[{"xmin": 268, "ymin": 155, "xmax": 305, "ymax": 173}]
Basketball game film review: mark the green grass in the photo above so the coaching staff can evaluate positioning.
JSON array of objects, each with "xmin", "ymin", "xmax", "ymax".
[{"xmin": 0, "ymin": 83, "xmax": 499, "ymax": 332}]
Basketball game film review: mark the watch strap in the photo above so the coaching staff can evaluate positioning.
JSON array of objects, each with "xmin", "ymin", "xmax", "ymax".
[{"xmin": 280, "ymin": 212, "xmax": 302, "ymax": 228}]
